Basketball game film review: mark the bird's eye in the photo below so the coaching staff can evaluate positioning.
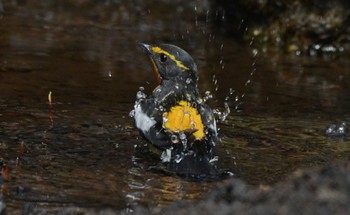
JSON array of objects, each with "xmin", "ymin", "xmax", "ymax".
[{"xmin": 160, "ymin": 53, "xmax": 167, "ymax": 62}]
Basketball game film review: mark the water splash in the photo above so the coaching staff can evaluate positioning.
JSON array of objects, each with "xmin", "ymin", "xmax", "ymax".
[
  {"xmin": 213, "ymin": 102, "xmax": 230, "ymax": 122},
  {"xmin": 129, "ymin": 86, "xmax": 147, "ymax": 118},
  {"xmin": 231, "ymin": 37, "xmax": 259, "ymax": 112},
  {"xmin": 174, "ymin": 153, "xmax": 183, "ymax": 164},
  {"xmin": 209, "ymin": 40, "xmax": 258, "ymax": 121},
  {"xmin": 225, "ymin": 88, "xmax": 235, "ymax": 101},
  {"xmin": 209, "ymin": 156, "xmax": 219, "ymax": 163},
  {"xmin": 203, "ymin": 90, "xmax": 213, "ymax": 103},
  {"xmin": 161, "ymin": 148, "xmax": 172, "ymax": 163},
  {"xmin": 136, "ymin": 86, "xmax": 146, "ymax": 101},
  {"xmin": 325, "ymin": 122, "xmax": 347, "ymax": 137},
  {"xmin": 129, "ymin": 110, "xmax": 135, "ymax": 118}
]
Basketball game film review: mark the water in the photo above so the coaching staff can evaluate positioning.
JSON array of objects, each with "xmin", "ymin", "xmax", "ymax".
[{"xmin": 1, "ymin": 1, "xmax": 350, "ymax": 214}]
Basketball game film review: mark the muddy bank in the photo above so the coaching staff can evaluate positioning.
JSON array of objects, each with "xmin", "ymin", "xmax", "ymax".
[
  {"xmin": 132, "ymin": 161, "xmax": 350, "ymax": 215},
  {"xmin": 16, "ymin": 161, "xmax": 350, "ymax": 214}
]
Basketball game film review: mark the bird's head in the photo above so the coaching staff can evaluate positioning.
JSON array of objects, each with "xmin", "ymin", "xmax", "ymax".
[{"xmin": 139, "ymin": 43, "xmax": 198, "ymax": 86}]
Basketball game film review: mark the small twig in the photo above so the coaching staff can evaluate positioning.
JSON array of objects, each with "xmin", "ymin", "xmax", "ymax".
[{"xmin": 48, "ymin": 91, "xmax": 54, "ymax": 128}]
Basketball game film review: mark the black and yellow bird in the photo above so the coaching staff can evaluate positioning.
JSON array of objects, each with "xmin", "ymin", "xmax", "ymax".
[{"xmin": 133, "ymin": 43, "xmax": 218, "ymax": 177}]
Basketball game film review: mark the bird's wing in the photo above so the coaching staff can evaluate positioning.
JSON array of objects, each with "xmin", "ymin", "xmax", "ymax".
[{"xmin": 135, "ymin": 98, "xmax": 174, "ymax": 148}]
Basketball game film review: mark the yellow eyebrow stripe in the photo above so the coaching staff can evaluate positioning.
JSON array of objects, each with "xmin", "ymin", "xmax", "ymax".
[{"xmin": 151, "ymin": 46, "xmax": 189, "ymax": 71}]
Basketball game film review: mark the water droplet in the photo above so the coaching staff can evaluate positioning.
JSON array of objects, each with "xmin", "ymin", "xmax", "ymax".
[
  {"xmin": 161, "ymin": 149, "xmax": 172, "ymax": 163},
  {"xmin": 249, "ymin": 36, "xmax": 255, "ymax": 46},
  {"xmin": 190, "ymin": 120, "xmax": 195, "ymax": 128},
  {"xmin": 171, "ymin": 135, "xmax": 179, "ymax": 144},
  {"xmin": 162, "ymin": 115, "xmax": 168, "ymax": 123},
  {"xmin": 222, "ymin": 170, "xmax": 234, "ymax": 177},
  {"xmin": 129, "ymin": 110, "xmax": 135, "ymax": 118},
  {"xmin": 224, "ymin": 88, "xmax": 235, "ymax": 101},
  {"xmin": 213, "ymin": 103, "xmax": 230, "ymax": 122},
  {"xmin": 155, "ymin": 88, "xmax": 162, "ymax": 93},
  {"xmin": 206, "ymin": 10, "xmax": 210, "ymax": 23},
  {"xmin": 220, "ymin": 102, "xmax": 230, "ymax": 122},
  {"xmin": 325, "ymin": 121, "xmax": 347, "ymax": 137},
  {"xmin": 322, "ymin": 45, "xmax": 337, "ymax": 53},
  {"xmin": 203, "ymin": 91, "xmax": 213, "ymax": 102},
  {"xmin": 251, "ymin": 68, "xmax": 256, "ymax": 76},
  {"xmin": 174, "ymin": 154, "xmax": 183, "ymax": 163},
  {"xmin": 252, "ymin": 49, "xmax": 259, "ymax": 57},
  {"xmin": 136, "ymin": 91, "xmax": 146, "ymax": 100},
  {"xmin": 209, "ymin": 156, "xmax": 219, "ymax": 163},
  {"xmin": 179, "ymin": 132, "xmax": 187, "ymax": 148},
  {"xmin": 229, "ymin": 88, "xmax": 235, "ymax": 95},
  {"xmin": 212, "ymin": 75, "xmax": 220, "ymax": 91}
]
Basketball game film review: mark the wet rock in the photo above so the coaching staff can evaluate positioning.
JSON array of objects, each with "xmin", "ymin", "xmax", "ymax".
[
  {"xmin": 213, "ymin": 0, "xmax": 350, "ymax": 56},
  {"xmin": 131, "ymin": 161, "xmax": 350, "ymax": 215}
]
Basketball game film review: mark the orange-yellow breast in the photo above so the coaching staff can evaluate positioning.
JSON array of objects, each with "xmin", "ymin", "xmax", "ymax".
[{"xmin": 162, "ymin": 100, "xmax": 204, "ymax": 140}]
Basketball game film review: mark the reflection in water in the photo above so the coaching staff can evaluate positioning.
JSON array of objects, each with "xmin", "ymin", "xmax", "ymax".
[{"xmin": 0, "ymin": 0, "xmax": 350, "ymax": 213}]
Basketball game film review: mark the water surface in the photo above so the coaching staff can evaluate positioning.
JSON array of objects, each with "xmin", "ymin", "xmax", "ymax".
[{"xmin": 1, "ymin": 1, "xmax": 350, "ymax": 213}]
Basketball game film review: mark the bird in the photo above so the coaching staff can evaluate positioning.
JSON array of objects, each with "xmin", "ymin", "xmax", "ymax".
[{"xmin": 132, "ymin": 43, "xmax": 218, "ymax": 178}]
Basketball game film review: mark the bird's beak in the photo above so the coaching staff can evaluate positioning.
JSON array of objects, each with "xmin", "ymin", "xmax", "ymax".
[
  {"xmin": 139, "ymin": 43, "xmax": 162, "ymax": 85},
  {"xmin": 138, "ymin": 43, "xmax": 152, "ymax": 55},
  {"xmin": 139, "ymin": 43, "xmax": 162, "ymax": 84}
]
